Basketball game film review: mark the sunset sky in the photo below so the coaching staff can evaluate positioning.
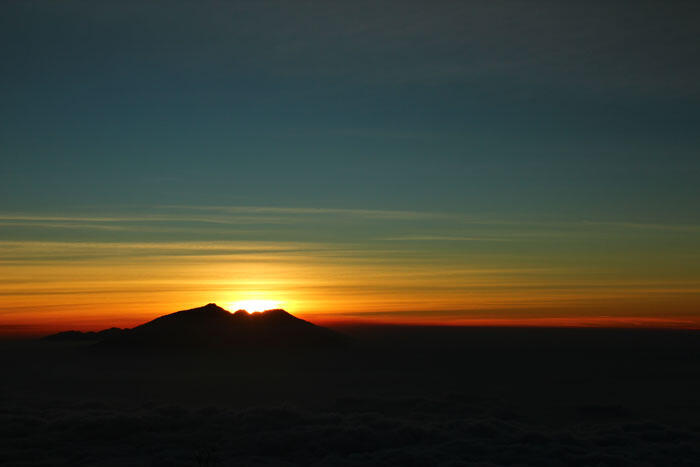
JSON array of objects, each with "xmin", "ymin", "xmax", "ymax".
[{"xmin": 2, "ymin": 2, "xmax": 699, "ymax": 335}]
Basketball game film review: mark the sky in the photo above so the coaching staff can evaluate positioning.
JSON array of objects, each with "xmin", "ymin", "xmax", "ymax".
[{"xmin": 1, "ymin": 1, "xmax": 700, "ymax": 335}]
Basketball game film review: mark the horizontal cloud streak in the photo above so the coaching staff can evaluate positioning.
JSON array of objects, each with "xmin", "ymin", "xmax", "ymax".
[
  {"xmin": 3, "ymin": 209, "xmax": 700, "ymax": 234},
  {"xmin": 382, "ymin": 235, "xmax": 514, "ymax": 242},
  {"xmin": 158, "ymin": 204, "xmax": 455, "ymax": 220}
]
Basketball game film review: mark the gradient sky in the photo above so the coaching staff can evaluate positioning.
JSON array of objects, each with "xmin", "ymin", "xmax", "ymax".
[{"xmin": 2, "ymin": 1, "xmax": 700, "ymax": 335}]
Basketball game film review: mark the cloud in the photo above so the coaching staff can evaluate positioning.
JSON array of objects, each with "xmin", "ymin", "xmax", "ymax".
[
  {"xmin": 381, "ymin": 236, "xmax": 513, "ymax": 242},
  {"xmin": 158, "ymin": 205, "xmax": 454, "ymax": 221},
  {"xmin": 0, "ymin": 207, "xmax": 457, "ymax": 237},
  {"xmin": 3, "ymin": 208, "xmax": 699, "ymax": 235},
  {"xmin": 0, "ymin": 213, "xmax": 298, "ymax": 226},
  {"xmin": 578, "ymin": 221, "xmax": 700, "ymax": 233},
  {"xmin": 1, "ymin": 395, "xmax": 698, "ymax": 466}
]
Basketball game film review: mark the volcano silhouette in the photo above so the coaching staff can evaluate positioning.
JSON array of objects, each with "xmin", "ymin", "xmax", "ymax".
[{"xmin": 47, "ymin": 303, "xmax": 347, "ymax": 348}]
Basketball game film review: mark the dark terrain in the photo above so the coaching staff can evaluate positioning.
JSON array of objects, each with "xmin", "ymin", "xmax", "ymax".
[{"xmin": 2, "ymin": 313, "xmax": 699, "ymax": 466}]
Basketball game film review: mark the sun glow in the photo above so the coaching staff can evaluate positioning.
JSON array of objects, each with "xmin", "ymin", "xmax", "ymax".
[{"xmin": 231, "ymin": 299, "xmax": 281, "ymax": 313}]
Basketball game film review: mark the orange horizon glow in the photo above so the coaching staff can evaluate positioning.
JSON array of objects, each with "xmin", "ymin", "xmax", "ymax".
[
  {"xmin": 3, "ymin": 313, "xmax": 699, "ymax": 340},
  {"xmin": 2, "ymin": 211, "xmax": 700, "ymax": 338},
  {"xmin": 3, "ymin": 299, "xmax": 700, "ymax": 338},
  {"xmin": 310, "ymin": 315, "xmax": 700, "ymax": 330}
]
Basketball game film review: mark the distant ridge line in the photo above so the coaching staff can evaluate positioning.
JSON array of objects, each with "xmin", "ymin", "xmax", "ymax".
[{"xmin": 43, "ymin": 303, "xmax": 348, "ymax": 349}]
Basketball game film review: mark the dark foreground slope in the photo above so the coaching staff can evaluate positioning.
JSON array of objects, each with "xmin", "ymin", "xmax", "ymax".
[{"xmin": 6, "ymin": 325, "xmax": 700, "ymax": 466}]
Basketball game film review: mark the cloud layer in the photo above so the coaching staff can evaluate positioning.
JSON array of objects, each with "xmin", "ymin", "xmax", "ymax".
[{"xmin": 2, "ymin": 395, "xmax": 698, "ymax": 466}]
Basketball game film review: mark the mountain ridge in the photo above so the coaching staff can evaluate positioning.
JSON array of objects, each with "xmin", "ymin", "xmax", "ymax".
[{"xmin": 44, "ymin": 303, "xmax": 347, "ymax": 348}]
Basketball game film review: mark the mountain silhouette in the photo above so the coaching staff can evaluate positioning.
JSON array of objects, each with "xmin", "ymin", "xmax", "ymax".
[
  {"xmin": 43, "ymin": 327, "xmax": 126, "ymax": 342},
  {"xmin": 45, "ymin": 303, "xmax": 347, "ymax": 348}
]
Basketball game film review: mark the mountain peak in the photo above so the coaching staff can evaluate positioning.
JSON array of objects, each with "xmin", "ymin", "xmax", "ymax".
[
  {"xmin": 167, "ymin": 303, "xmax": 231, "ymax": 317},
  {"xmin": 255, "ymin": 308, "xmax": 295, "ymax": 319}
]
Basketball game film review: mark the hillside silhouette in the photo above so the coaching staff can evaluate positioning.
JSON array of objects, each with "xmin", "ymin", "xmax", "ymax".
[
  {"xmin": 43, "ymin": 327, "xmax": 126, "ymax": 342},
  {"xmin": 44, "ymin": 303, "xmax": 347, "ymax": 348}
]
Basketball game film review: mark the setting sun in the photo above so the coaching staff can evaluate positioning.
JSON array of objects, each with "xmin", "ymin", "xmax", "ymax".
[{"xmin": 231, "ymin": 299, "xmax": 281, "ymax": 313}]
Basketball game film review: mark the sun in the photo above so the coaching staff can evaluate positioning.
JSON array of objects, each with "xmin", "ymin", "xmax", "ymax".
[{"xmin": 231, "ymin": 299, "xmax": 281, "ymax": 313}]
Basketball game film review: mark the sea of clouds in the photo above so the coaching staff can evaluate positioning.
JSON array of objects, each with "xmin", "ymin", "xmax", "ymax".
[{"xmin": 2, "ymin": 395, "xmax": 699, "ymax": 466}]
